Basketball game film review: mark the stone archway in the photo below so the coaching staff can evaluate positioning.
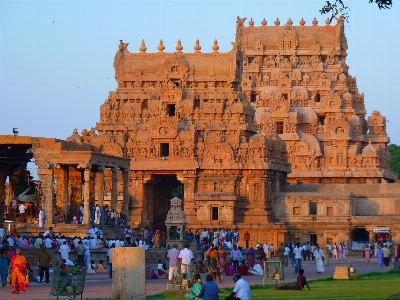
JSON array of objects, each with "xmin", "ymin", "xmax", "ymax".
[{"xmin": 144, "ymin": 174, "xmax": 183, "ymax": 231}]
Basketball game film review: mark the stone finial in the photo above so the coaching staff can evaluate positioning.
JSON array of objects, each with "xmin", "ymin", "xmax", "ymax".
[
  {"xmin": 73, "ymin": 128, "xmax": 78, "ymax": 135},
  {"xmin": 212, "ymin": 39, "xmax": 219, "ymax": 52},
  {"xmin": 157, "ymin": 39, "xmax": 165, "ymax": 52},
  {"xmin": 194, "ymin": 39, "xmax": 201, "ymax": 53},
  {"xmin": 261, "ymin": 18, "xmax": 267, "ymax": 26},
  {"xmin": 139, "ymin": 39, "xmax": 147, "ymax": 53},
  {"xmin": 325, "ymin": 18, "xmax": 331, "ymax": 26},
  {"xmin": 312, "ymin": 18, "xmax": 318, "ymax": 26},
  {"xmin": 274, "ymin": 18, "xmax": 280, "ymax": 26},
  {"xmin": 248, "ymin": 18, "xmax": 254, "ymax": 26},
  {"xmin": 299, "ymin": 18, "xmax": 306, "ymax": 26},
  {"xmin": 286, "ymin": 18, "xmax": 293, "ymax": 25},
  {"xmin": 176, "ymin": 39, "xmax": 183, "ymax": 52}
]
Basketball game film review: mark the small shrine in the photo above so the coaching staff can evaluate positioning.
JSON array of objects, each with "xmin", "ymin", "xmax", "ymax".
[{"xmin": 165, "ymin": 197, "xmax": 187, "ymax": 248}]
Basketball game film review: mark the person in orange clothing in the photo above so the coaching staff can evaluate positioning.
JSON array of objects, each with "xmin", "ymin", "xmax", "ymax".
[{"xmin": 8, "ymin": 249, "xmax": 29, "ymax": 294}]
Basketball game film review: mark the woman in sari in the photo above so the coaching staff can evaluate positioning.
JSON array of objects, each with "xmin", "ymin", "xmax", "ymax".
[
  {"xmin": 247, "ymin": 247, "xmax": 256, "ymax": 269},
  {"xmin": 153, "ymin": 230, "xmax": 160, "ymax": 248},
  {"xmin": 377, "ymin": 246, "xmax": 384, "ymax": 267},
  {"xmin": 11, "ymin": 225, "xmax": 18, "ymax": 241},
  {"xmin": 205, "ymin": 244, "xmax": 218, "ymax": 282},
  {"xmin": 184, "ymin": 273, "xmax": 202, "ymax": 300},
  {"xmin": 8, "ymin": 249, "xmax": 28, "ymax": 294},
  {"xmin": 365, "ymin": 244, "xmax": 371, "ymax": 264},
  {"xmin": 217, "ymin": 245, "xmax": 227, "ymax": 283}
]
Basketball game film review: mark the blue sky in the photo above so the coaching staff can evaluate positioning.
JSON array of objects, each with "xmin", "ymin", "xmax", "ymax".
[{"xmin": 1, "ymin": 0, "xmax": 399, "ymax": 146}]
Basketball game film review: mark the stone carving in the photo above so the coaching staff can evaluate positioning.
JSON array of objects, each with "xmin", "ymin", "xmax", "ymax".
[{"xmin": 165, "ymin": 197, "xmax": 187, "ymax": 224}]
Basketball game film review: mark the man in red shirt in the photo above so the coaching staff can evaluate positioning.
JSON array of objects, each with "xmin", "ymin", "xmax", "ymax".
[{"xmin": 274, "ymin": 269, "xmax": 311, "ymax": 290}]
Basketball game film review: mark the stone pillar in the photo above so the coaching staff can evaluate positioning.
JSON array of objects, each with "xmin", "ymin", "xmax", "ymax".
[
  {"xmin": 38, "ymin": 166, "xmax": 54, "ymax": 226},
  {"xmin": 0, "ymin": 170, "xmax": 7, "ymax": 204},
  {"xmin": 83, "ymin": 168, "xmax": 91, "ymax": 225},
  {"xmin": 62, "ymin": 167, "xmax": 69, "ymax": 215},
  {"xmin": 96, "ymin": 166, "xmax": 105, "ymax": 225},
  {"xmin": 122, "ymin": 169, "xmax": 130, "ymax": 223},
  {"xmin": 111, "ymin": 167, "xmax": 118, "ymax": 213},
  {"xmin": 112, "ymin": 247, "xmax": 146, "ymax": 300}
]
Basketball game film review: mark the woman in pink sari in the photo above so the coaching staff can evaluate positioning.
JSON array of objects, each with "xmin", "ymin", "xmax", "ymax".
[
  {"xmin": 365, "ymin": 244, "xmax": 371, "ymax": 264},
  {"xmin": 8, "ymin": 249, "xmax": 29, "ymax": 294}
]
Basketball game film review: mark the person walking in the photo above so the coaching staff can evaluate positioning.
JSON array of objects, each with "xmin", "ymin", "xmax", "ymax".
[
  {"xmin": 76, "ymin": 241, "xmax": 85, "ymax": 267},
  {"xmin": 8, "ymin": 249, "xmax": 29, "ymax": 293},
  {"xmin": 314, "ymin": 244, "xmax": 325, "ymax": 273},
  {"xmin": 365, "ymin": 244, "xmax": 371, "ymax": 264},
  {"xmin": 38, "ymin": 245, "xmax": 52, "ymax": 283},
  {"xmin": 107, "ymin": 244, "xmax": 115, "ymax": 279},
  {"xmin": 0, "ymin": 249, "xmax": 9, "ymax": 287},
  {"xmin": 382, "ymin": 244, "xmax": 390, "ymax": 267},
  {"xmin": 217, "ymin": 245, "xmax": 227, "ymax": 283},
  {"xmin": 166, "ymin": 243, "xmax": 179, "ymax": 283},
  {"xmin": 294, "ymin": 242, "xmax": 303, "ymax": 274},
  {"xmin": 59, "ymin": 241, "xmax": 70, "ymax": 261},
  {"xmin": 179, "ymin": 243, "xmax": 194, "ymax": 280},
  {"xmin": 230, "ymin": 245, "xmax": 241, "ymax": 273}
]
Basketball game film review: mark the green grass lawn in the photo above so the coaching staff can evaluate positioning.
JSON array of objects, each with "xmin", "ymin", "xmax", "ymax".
[{"xmin": 147, "ymin": 269, "xmax": 400, "ymax": 300}]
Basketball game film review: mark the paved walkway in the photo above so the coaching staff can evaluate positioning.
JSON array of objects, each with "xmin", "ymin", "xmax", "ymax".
[{"xmin": 2, "ymin": 254, "xmax": 395, "ymax": 300}]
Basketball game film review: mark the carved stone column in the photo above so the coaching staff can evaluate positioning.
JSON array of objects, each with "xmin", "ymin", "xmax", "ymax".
[
  {"xmin": 0, "ymin": 170, "xmax": 7, "ymax": 204},
  {"xmin": 83, "ymin": 167, "xmax": 91, "ymax": 225},
  {"xmin": 111, "ymin": 167, "xmax": 118, "ymax": 213},
  {"xmin": 122, "ymin": 168, "xmax": 130, "ymax": 223},
  {"xmin": 96, "ymin": 165, "xmax": 105, "ymax": 225},
  {"xmin": 62, "ymin": 167, "xmax": 69, "ymax": 216},
  {"xmin": 38, "ymin": 166, "xmax": 54, "ymax": 225}
]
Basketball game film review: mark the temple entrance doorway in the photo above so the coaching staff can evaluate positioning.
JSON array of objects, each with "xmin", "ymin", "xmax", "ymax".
[
  {"xmin": 309, "ymin": 234, "xmax": 317, "ymax": 245},
  {"xmin": 145, "ymin": 174, "xmax": 183, "ymax": 231},
  {"xmin": 352, "ymin": 227, "xmax": 369, "ymax": 242}
]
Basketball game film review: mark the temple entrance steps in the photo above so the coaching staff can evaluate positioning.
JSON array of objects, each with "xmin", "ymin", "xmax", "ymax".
[{"xmin": 13, "ymin": 223, "xmax": 127, "ymax": 239}]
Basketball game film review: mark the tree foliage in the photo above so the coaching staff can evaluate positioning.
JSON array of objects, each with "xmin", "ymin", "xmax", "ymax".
[
  {"xmin": 320, "ymin": 0, "xmax": 392, "ymax": 22},
  {"xmin": 388, "ymin": 144, "xmax": 400, "ymax": 177}
]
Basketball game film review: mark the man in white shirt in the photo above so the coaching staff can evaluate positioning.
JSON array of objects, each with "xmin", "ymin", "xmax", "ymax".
[
  {"xmin": 89, "ymin": 237, "xmax": 98, "ymax": 249},
  {"xmin": 94, "ymin": 204, "xmax": 101, "ymax": 224},
  {"xmin": 87, "ymin": 225, "xmax": 99, "ymax": 238},
  {"xmin": 284, "ymin": 244, "xmax": 290, "ymax": 267},
  {"xmin": 201, "ymin": 228, "xmax": 209, "ymax": 244},
  {"xmin": 178, "ymin": 242, "xmax": 194, "ymax": 280},
  {"xmin": 107, "ymin": 244, "xmax": 115, "ymax": 278},
  {"xmin": 19, "ymin": 203, "xmax": 27, "ymax": 222},
  {"xmin": 226, "ymin": 274, "xmax": 251, "ymax": 300},
  {"xmin": 314, "ymin": 244, "xmax": 325, "ymax": 273},
  {"xmin": 263, "ymin": 242, "xmax": 269, "ymax": 258},
  {"xmin": 294, "ymin": 242, "xmax": 303, "ymax": 274},
  {"xmin": 7, "ymin": 235, "xmax": 15, "ymax": 247},
  {"xmin": 0, "ymin": 224, "xmax": 6, "ymax": 240},
  {"xmin": 59, "ymin": 241, "xmax": 70, "ymax": 260},
  {"xmin": 44, "ymin": 237, "xmax": 53, "ymax": 249}
]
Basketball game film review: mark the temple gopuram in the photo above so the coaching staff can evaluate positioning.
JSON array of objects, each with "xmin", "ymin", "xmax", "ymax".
[{"xmin": 0, "ymin": 17, "xmax": 399, "ymax": 247}]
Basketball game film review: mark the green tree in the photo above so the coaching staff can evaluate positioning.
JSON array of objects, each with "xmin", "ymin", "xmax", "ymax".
[
  {"xmin": 388, "ymin": 144, "xmax": 400, "ymax": 177},
  {"xmin": 320, "ymin": 0, "xmax": 392, "ymax": 22}
]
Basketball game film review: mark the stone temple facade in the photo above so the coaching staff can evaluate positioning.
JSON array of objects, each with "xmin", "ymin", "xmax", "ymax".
[{"xmin": 1, "ymin": 17, "xmax": 399, "ymax": 247}]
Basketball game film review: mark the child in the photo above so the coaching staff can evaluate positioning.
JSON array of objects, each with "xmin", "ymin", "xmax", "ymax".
[
  {"xmin": 157, "ymin": 259, "xmax": 163, "ymax": 276},
  {"xmin": 90, "ymin": 260, "xmax": 97, "ymax": 272},
  {"xmin": 96, "ymin": 260, "xmax": 106, "ymax": 274}
]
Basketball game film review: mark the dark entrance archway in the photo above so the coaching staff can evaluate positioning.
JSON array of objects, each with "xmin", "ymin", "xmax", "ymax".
[
  {"xmin": 144, "ymin": 174, "xmax": 183, "ymax": 231},
  {"xmin": 352, "ymin": 227, "xmax": 369, "ymax": 242}
]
